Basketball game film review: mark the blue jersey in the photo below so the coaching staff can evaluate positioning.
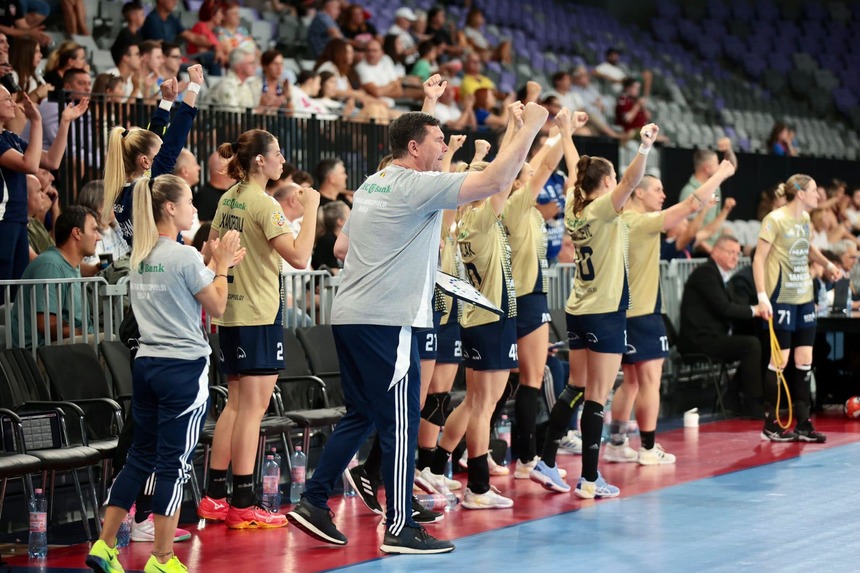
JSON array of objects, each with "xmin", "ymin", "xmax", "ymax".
[
  {"xmin": 0, "ymin": 130, "xmax": 29, "ymax": 224},
  {"xmin": 536, "ymin": 171, "xmax": 566, "ymax": 261}
]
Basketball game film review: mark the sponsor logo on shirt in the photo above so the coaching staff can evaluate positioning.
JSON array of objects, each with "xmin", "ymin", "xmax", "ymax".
[
  {"xmin": 222, "ymin": 198, "xmax": 247, "ymax": 210},
  {"xmin": 137, "ymin": 262, "xmax": 165, "ymax": 274},
  {"xmin": 361, "ymin": 183, "xmax": 391, "ymax": 195},
  {"xmin": 272, "ymin": 212, "xmax": 287, "ymax": 227}
]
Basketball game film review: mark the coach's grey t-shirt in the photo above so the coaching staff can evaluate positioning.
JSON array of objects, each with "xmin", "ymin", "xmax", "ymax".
[
  {"xmin": 332, "ymin": 165, "xmax": 466, "ymax": 328},
  {"xmin": 131, "ymin": 238, "xmax": 214, "ymax": 360}
]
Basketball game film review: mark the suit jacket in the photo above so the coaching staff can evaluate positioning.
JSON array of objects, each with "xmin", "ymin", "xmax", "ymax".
[{"xmin": 678, "ymin": 258, "xmax": 754, "ymax": 353}]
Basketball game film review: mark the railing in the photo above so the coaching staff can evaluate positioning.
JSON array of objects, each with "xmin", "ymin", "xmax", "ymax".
[{"xmin": 281, "ymin": 270, "xmax": 340, "ymax": 329}]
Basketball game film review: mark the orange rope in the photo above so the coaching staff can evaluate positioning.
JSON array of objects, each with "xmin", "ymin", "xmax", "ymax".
[{"xmin": 767, "ymin": 317, "xmax": 793, "ymax": 429}]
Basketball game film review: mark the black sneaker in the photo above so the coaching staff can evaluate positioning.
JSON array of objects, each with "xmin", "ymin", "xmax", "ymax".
[
  {"xmin": 760, "ymin": 421, "xmax": 798, "ymax": 442},
  {"xmin": 794, "ymin": 420, "xmax": 826, "ymax": 443},
  {"xmin": 411, "ymin": 497, "xmax": 444, "ymax": 524},
  {"xmin": 380, "ymin": 525, "xmax": 455, "ymax": 555},
  {"xmin": 286, "ymin": 498, "xmax": 347, "ymax": 545},
  {"xmin": 345, "ymin": 465, "xmax": 383, "ymax": 515}
]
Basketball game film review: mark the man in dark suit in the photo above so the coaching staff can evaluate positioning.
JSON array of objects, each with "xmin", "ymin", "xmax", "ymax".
[{"xmin": 679, "ymin": 235, "xmax": 764, "ymax": 416}]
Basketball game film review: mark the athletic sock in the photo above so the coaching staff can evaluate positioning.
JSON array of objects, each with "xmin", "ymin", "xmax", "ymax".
[
  {"xmin": 514, "ymin": 386, "xmax": 539, "ymax": 463},
  {"xmin": 429, "ymin": 446, "xmax": 451, "ymax": 476},
  {"xmin": 580, "ymin": 400, "xmax": 604, "ymax": 482},
  {"xmin": 134, "ymin": 493, "xmax": 152, "ymax": 524},
  {"xmin": 466, "ymin": 455, "xmax": 490, "ymax": 495},
  {"xmin": 609, "ymin": 420, "xmax": 627, "ymax": 446},
  {"xmin": 640, "ymin": 430, "xmax": 656, "ymax": 451},
  {"xmin": 206, "ymin": 468, "xmax": 228, "ymax": 500},
  {"xmin": 792, "ymin": 366, "xmax": 812, "ymax": 423},
  {"xmin": 762, "ymin": 367, "xmax": 779, "ymax": 418},
  {"xmin": 230, "ymin": 474, "xmax": 255, "ymax": 508},
  {"xmin": 364, "ymin": 435, "xmax": 382, "ymax": 480},
  {"xmin": 540, "ymin": 384, "xmax": 585, "ymax": 467},
  {"xmin": 417, "ymin": 447, "xmax": 435, "ymax": 471}
]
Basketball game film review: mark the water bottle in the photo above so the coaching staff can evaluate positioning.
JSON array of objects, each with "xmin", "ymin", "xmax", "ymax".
[
  {"xmin": 116, "ymin": 506, "xmax": 134, "ymax": 548},
  {"xmin": 415, "ymin": 492, "xmax": 459, "ymax": 511},
  {"xmin": 817, "ymin": 282, "xmax": 829, "ymax": 317},
  {"xmin": 496, "ymin": 415, "xmax": 512, "ymax": 466},
  {"xmin": 343, "ymin": 454, "xmax": 358, "ymax": 498},
  {"xmin": 28, "ymin": 488, "xmax": 47, "ymax": 558},
  {"xmin": 602, "ymin": 391, "xmax": 614, "ymax": 443},
  {"xmin": 444, "ymin": 457, "xmax": 453, "ymax": 480},
  {"xmin": 262, "ymin": 455, "xmax": 281, "ymax": 511},
  {"xmin": 270, "ymin": 447, "xmax": 282, "ymax": 509},
  {"xmin": 290, "ymin": 446, "xmax": 307, "ymax": 504}
]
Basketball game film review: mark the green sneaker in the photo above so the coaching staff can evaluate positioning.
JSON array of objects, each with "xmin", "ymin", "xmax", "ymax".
[
  {"xmin": 144, "ymin": 555, "xmax": 188, "ymax": 572},
  {"xmin": 85, "ymin": 539, "xmax": 125, "ymax": 572}
]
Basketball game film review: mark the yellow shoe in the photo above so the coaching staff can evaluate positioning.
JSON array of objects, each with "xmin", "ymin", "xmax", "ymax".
[
  {"xmin": 144, "ymin": 555, "xmax": 188, "ymax": 572},
  {"xmin": 85, "ymin": 539, "xmax": 125, "ymax": 572}
]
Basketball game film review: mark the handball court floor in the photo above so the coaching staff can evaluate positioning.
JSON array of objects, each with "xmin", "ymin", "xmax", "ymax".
[{"xmin": 4, "ymin": 412, "xmax": 859, "ymax": 572}]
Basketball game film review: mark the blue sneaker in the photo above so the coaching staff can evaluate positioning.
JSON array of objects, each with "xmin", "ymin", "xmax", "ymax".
[
  {"xmin": 574, "ymin": 471, "xmax": 620, "ymax": 499},
  {"xmin": 528, "ymin": 460, "xmax": 570, "ymax": 493}
]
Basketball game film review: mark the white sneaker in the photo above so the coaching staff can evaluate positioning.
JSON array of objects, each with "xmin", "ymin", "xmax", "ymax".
[
  {"xmin": 415, "ymin": 468, "xmax": 462, "ymax": 492},
  {"xmin": 130, "ymin": 513, "xmax": 191, "ymax": 542},
  {"xmin": 637, "ymin": 443, "xmax": 676, "ymax": 465},
  {"xmin": 603, "ymin": 437, "xmax": 638, "ymax": 463},
  {"xmin": 462, "ymin": 486, "xmax": 514, "ymax": 510},
  {"xmin": 515, "ymin": 456, "xmax": 566, "ymax": 479},
  {"xmin": 417, "ymin": 467, "xmax": 453, "ymax": 496},
  {"xmin": 558, "ymin": 430, "xmax": 583, "ymax": 455},
  {"xmin": 487, "ymin": 455, "xmax": 510, "ymax": 476}
]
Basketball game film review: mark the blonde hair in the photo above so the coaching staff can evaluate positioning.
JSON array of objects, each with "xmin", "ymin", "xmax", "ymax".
[
  {"xmin": 131, "ymin": 174, "xmax": 189, "ymax": 268},
  {"xmin": 103, "ymin": 126, "xmax": 162, "ymax": 225},
  {"xmin": 775, "ymin": 173, "xmax": 814, "ymax": 203}
]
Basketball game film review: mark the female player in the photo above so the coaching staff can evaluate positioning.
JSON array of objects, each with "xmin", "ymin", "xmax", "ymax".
[
  {"xmin": 529, "ymin": 122, "xmax": 658, "ymax": 497},
  {"xmin": 198, "ymin": 129, "xmax": 319, "ymax": 528},
  {"xmin": 86, "ymin": 174, "xmax": 241, "ymax": 573},
  {"xmin": 606, "ymin": 161, "xmax": 735, "ymax": 465},
  {"xmin": 754, "ymin": 174, "xmax": 839, "ymax": 443}
]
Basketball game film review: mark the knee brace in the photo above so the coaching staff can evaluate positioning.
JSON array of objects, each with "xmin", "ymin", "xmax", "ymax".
[
  {"xmin": 559, "ymin": 384, "xmax": 584, "ymax": 408},
  {"xmin": 421, "ymin": 392, "xmax": 450, "ymax": 426}
]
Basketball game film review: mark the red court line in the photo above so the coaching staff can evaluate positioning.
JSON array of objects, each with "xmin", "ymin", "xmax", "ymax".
[{"xmin": 8, "ymin": 413, "xmax": 859, "ymax": 572}]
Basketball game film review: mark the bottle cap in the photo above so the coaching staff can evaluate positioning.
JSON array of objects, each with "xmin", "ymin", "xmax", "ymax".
[
  {"xmin": 35, "ymin": 488, "xmax": 43, "ymax": 494},
  {"xmin": 295, "ymin": 446, "xmax": 302, "ymax": 452},
  {"xmin": 266, "ymin": 455, "xmax": 274, "ymax": 459}
]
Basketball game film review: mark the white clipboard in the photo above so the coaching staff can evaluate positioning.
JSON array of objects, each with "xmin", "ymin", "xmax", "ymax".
[{"xmin": 435, "ymin": 271, "xmax": 503, "ymax": 315}]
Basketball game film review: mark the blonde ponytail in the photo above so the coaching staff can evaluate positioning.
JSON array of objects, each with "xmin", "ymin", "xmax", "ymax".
[
  {"xmin": 130, "ymin": 174, "xmax": 189, "ymax": 269},
  {"xmin": 103, "ymin": 126, "xmax": 163, "ymax": 226}
]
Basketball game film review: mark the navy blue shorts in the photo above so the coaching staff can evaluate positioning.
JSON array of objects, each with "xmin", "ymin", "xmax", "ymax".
[
  {"xmin": 461, "ymin": 317, "xmax": 518, "ymax": 371},
  {"xmin": 436, "ymin": 321, "xmax": 462, "ymax": 364},
  {"xmin": 567, "ymin": 310, "xmax": 627, "ymax": 354},
  {"xmin": 622, "ymin": 313, "xmax": 669, "ymax": 364},
  {"xmin": 766, "ymin": 301, "xmax": 816, "ymax": 348},
  {"xmin": 515, "ymin": 293, "xmax": 551, "ymax": 339},
  {"xmin": 0, "ymin": 221, "xmax": 29, "ymax": 305},
  {"xmin": 219, "ymin": 323, "xmax": 285, "ymax": 375},
  {"xmin": 416, "ymin": 311, "xmax": 444, "ymax": 361}
]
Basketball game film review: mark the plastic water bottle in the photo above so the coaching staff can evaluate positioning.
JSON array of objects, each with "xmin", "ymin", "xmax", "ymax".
[
  {"xmin": 270, "ymin": 447, "xmax": 282, "ymax": 509},
  {"xmin": 444, "ymin": 457, "xmax": 453, "ymax": 480},
  {"xmin": 116, "ymin": 506, "xmax": 134, "ymax": 548},
  {"xmin": 28, "ymin": 488, "xmax": 47, "ymax": 558},
  {"xmin": 262, "ymin": 455, "xmax": 281, "ymax": 511},
  {"xmin": 415, "ymin": 492, "xmax": 459, "ymax": 511},
  {"xmin": 817, "ymin": 282, "xmax": 829, "ymax": 317},
  {"xmin": 343, "ymin": 454, "xmax": 358, "ymax": 498},
  {"xmin": 290, "ymin": 446, "xmax": 307, "ymax": 504},
  {"xmin": 496, "ymin": 415, "xmax": 512, "ymax": 466}
]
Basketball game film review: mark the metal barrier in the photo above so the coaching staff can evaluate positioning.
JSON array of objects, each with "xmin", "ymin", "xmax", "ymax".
[
  {"xmin": 546, "ymin": 264, "xmax": 576, "ymax": 311},
  {"xmin": 280, "ymin": 270, "xmax": 341, "ymax": 329},
  {"xmin": 0, "ymin": 277, "xmax": 127, "ymax": 358}
]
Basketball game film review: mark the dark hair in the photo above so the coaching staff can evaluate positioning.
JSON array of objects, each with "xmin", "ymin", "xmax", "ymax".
[
  {"xmin": 766, "ymin": 120, "xmax": 788, "ymax": 151},
  {"xmin": 162, "ymin": 42, "xmax": 180, "ymax": 56},
  {"xmin": 217, "ymin": 129, "xmax": 278, "ymax": 181},
  {"xmin": 571, "ymin": 155, "xmax": 614, "ymax": 216},
  {"xmin": 111, "ymin": 41, "xmax": 139, "ymax": 67},
  {"xmin": 383, "ymin": 34, "xmax": 402, "ymax": 64},
  {"xmin": 427, "ymin": 6, "xmax": 444, "ymax": 23},
  {"xmin": 140, "ymin": 39, "xmax": 163, "ymax": 57},
  {"xmin": 417, "ymin": 40, "xmax": 435, "ymax": 59},
  {"xmin": 191, "ymin": 221, "xmax": 212, "ymax": 251},
  {"xmin": 92, "ymin": 72, "xmax": 123, "ymax": 99},
  {"xmin": 621, "ymin": 77, "xmax": 638, "ymax": 90},
  {"xmin": 122, "ymin": 1, "xmax": 143, "ymax": 17},
  {"xmin": 62, "ymin": 68, "xmax": 90, "ymax": 88},
  {"xmin": 388, "ymin": 112, "xmax": 440, "ymax": 159},
  {"xmin": 296, "ymin": 69, "xmax": 318, "ymax": 86},
  {"xmin": 315, "ymin": 157, "xmax": 344, "ymax": 187},
  {"xmin": 465, "ymin": 7, "xmax": 483, "ymax": 27},
  {"xmin": 261, "ymin": 49, "xmax": 281, "ymax": 67},
  {"xmin": 314, "ymin": 38, "xmax": 353, "ymax": 76},
  {"xmin": 692, "ymin": 149, "xmax": 717, "ymax": 171},
  {"xmin": 198, "ymin": 0, "xmax": 221, "ymax": 22},
  {"xmin": 55, "ymin": 205, "xmax": 98, "ymax": 246},
  {"xmin": 473, "ymin": 87, "xmax": 492, "ymax": 110},
  {"xmin": 606, "ymin": 47, "xmax": 619, "ymax": 57},
  {"xmin": 293, "ymin": 170, "xmax": 313, "ymax": 186},
  {"xmin": 8, "ymin": 38, "xmax": 39, "ymax": 95},
  {"xmin": 551, "ymin": 71, "xmax": 568, "ymax": 85}
]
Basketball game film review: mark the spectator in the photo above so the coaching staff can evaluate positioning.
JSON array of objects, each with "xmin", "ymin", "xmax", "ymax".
[
  {"xmin": 315, "ymin": 157, "xmax": 351, "ymax": 207},
  {"xmin": 111, "ymin": 1, "xmax": 145, "ymax": 72},
  {"xmin": 339, "ymin": 3, "xmax": 378, "ymax": 50},
  {"xmin": 678, "ymin": 142, "xmax": 738, "ymax": 249},
  {"xmin": 593, "ymin": 48, "xmax": 652, "ymax": 97},
  {"xmin": 158, "ymin": 42, "xmax": 186, "ymax": 97},
  {"xmin": 463, "ymin": 7, "xmax": 511, "ymax": 64},
  {"xmin": 215, "ymin": 2, "xmax": 256, "ymax": 53},
  {"xmin": 0, "ymin": 0, "xmax": 51, "ymax": 45},
  {"xmin": 0, "ymin": 32, "xmax": 9, "ymax": 71},
  {"xmin": 844, "ymin": 187, "xmax": 860, "ymax": 233},
  {"xmin": 432, "ymin": 80, "xmax": 476, "ymax": 130},
  {"xmin": 766, "ymin": 121, "xmax": 797, "ymax": 157},
  {"xmin": 354, "ymin": 38, "xmax": 403, "ymax": 102},
  {"xmin": 425, "ymin": 6, "xmax": 463, "ymax": 60},
  {"xmin": 830, "ymin": 239, "xmax": 859, "ymax": 306},
  {"xmin": 60, "ymin": 0, "xmax": 90, "ymax": 36},
  {"xmin": 678, "ymin": 235, "xmax": 764, "ymax": 416},
  {"xmin": 76, "ymin": 179, "xmax": 130, "ymax": 265},
  {"xmin": 205, "ymin": 47, "xmax": 261, "ymax": 111},
  {"xmin": 186, "ymin": 0, "xmax": 228, "ymax": 74},
  {"xmin": 387, "ymin": 7, "xmax": 418, "ymax": 65},
  {"xmin": 139, "ymin": 40, "xmax": 166, "ymax": 99},
  {"xmin": 290, "ymin": 69, "xmax": 333, "ymax": 118},
  {"xmin": 307, "ymin": 0, "xmax": 343, "ymax": 59},
  {"xmin": 143, "ymin": 0, "xmax": 204, "ymax": 46},
  {"xmin": 271, "ymin": 180, "xmax": 305, "ymax": 236},
  {"xmin": 43, "ymin": 41, "xmax": 87, "ymax": 97},
  {"xmin": 26, "ymin": 173, "xmax": 53, "ymax": 258},
  {"xmin": 173, "ymin": 148, "xmax": 202, "ymax": 242},
  {"xmin": 756, "ymin": 183, "xmax": 788, "ymax": 221},
  {"xmin": 107, "ymin": 42, "xmax": 143, "ymax": 101},
  {"xmin": 317, "ymin": 71, "xmax": 354, "ymax": 117},
  {"xmin": 311, "ymin": 200, "xmax": 349, "ymax": 272},
  {"xmin": 615, "ymin": 78, "xmax": 650, "ymax": 133},
  {"xmin": 473, "ymin": 87, "xmax": 511, "ymax": 130},
  {"xmin": 810, "ymin": 207, "xmax": 860, "ymax": 250},
  {"xmin": 545, "ymin": 71, "xmax": 581, "ymax": 117},
  {"xmin": 9, "ymin": 39, "xmax": 51, "ymax": 104},
  {"xmin": 259, "ymin": 49, "xmax": 291, "ymax": 111},
  {"xmin": 27, "ymin": 68, "xmax": 92, "ymax": 151},
  {"xmin": 459, "ymin": 51, "xmax": 495, "ymax": 99},
  {"xmin": 194, "ymin": 151, "xmax": 235, "ymax": 221},
  {"xmin": 293, "ymin": 169, "xmax": 313, "ymax": 187},
  {"xmin": 314, "ymin": 38, "xmax": 378, "ymax": 109},
  {"xmin": 10, "ymin": 206, "xmax": 101, "ymax": 348},
  {"xmin": 409, "ymin": 40, "xmax": 436, "ymax": 83}
]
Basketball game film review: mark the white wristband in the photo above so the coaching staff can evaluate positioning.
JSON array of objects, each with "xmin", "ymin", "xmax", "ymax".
[
  {"xmin": 187, "ymin": 82, "xmax": 201, "ymax": 94},
  {"xmin": 826, "ymin": 261, "xmax": 837, "ymax": 271},
  {"xmin": 158, "ymin": 99, "xmax": 173, "ymax": 111},
  {"xmin": 757, "ymin": 292, "xmax": 769, "ymax": 304},
  {"xmin": 638, "ymin": 144, "xmax": 650, "ymax": 156}
]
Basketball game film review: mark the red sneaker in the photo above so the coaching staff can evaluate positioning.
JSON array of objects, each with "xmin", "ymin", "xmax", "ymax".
[
  {"xmin": 197, "ymin": 496, "xmax": 229, "ymax": 521},
  {"xmin": 226, "ymin": 504, "xmax": 288, "ymax": 529}
]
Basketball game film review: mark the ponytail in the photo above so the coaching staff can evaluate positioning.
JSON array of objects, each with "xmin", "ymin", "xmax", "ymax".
[
  {"xmin": 774, "ymin": 183, "xmax": 786, "ymax": 199},
  {"xmin": 782, "ymin": 174, "xmax": 813, "ymax": 202},
  {"xmin": 219, "ymin": 129, "xmax": 277, "ymax": 182},
  {"xmin": 103, "ymin": 125, "xmax": 162, "ymax": 226},
  {"xmin": 130, "ymin": 174, "xmax": 189, "ymax": 269},
  {"xmin": 570, "ymin": 155, "xmax": 614, "ymax": 217}
]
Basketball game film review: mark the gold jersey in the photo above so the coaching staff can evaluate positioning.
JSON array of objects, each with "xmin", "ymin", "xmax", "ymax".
[
  {"xmin": 458, "ymin": 200, "xmax": 517, "ymax": 327},
  {"xmin": 622, "ymin": 210, "xmax": 666, "ymax": 317},
  {"xmin": 758, "ymin": 206, "xmax": 813, "ymax": 304},
  {"xmin": 503, "ymin": 186, "xmax": 549, "ymax": 297},
  {"xmin": 439, "ymin": 224, "xmax": 460, "ymax": 325},
  {"xmin": 564, "ymin": 192, "xmax": 630, "ymax": 315},
  {"xmin": 211, "ymin": 181, "xmax": 292, "ymax": 326}
]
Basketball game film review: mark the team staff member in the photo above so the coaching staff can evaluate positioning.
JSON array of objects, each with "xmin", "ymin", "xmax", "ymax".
[
  {"xmin": 86, "ymin": 174, "xmax": 241, "ymax": 573},
  {"xmin": 754, "ymin": 174, "xmax": 839, "ymax": 443},
  {"xmin": 198, "ymin": 129, "xmax": 320, "ymax": 528},
  {"xmin": 287, "ymin": 76, "xmax": 548, "ymax": 553},
  {"xmin": 606, "ymin": 162, "xmax": 735, "ymax": 466},
  {"xmin": 530, "ymin": 123, "xmax": 658, "ymax": 497}
]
